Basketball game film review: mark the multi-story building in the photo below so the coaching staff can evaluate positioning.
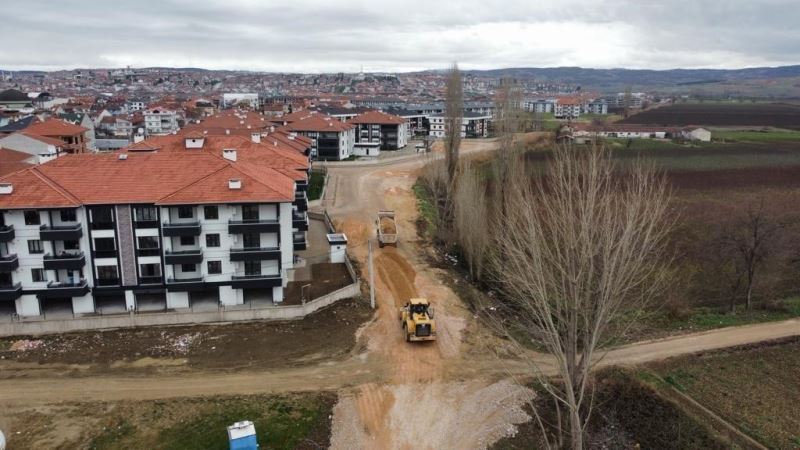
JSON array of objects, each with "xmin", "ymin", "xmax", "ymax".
[
  {"xmin": 523, "ymin": 99, "xmax": 555, "ymax": 113},
  {"xmin": 349, "ymin": 110, "xmax": 408, "ymax": 156},
  {"xmin": 22, "ymin": 118, "xmax": 89, "ymax": 153},
  {"xmin": 0, "ymin": 134, "xmax": 310, "ymax": 319},
  {"xmin": 284, "ymin": 114, "xmax": 355, "ymax": 160},
  {"xmin": 428, "ymin": 112, "xmax": 491, "ymax": 138},
  {"xmin": 554, "ymin": 97, "xmax": 582, "ymax": 119},
  {"xmin": 126, "ymin": 99, "xmax": 146, "ymax": 112},
  {"xmin": 144, "ymin": 107, "xmax": 180, "ymax": 135}
]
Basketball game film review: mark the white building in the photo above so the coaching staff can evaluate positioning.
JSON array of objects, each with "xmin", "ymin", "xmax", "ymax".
[
  {"xmin": 0, "ymin": 134, "xmax": 310, "ymax": 319},
  {"xmin": 285, "ymin": 114, "xmax": 356, "ymax": 160},
  {"xmin": 428, "ymin": 112, "xmax": 491, "ymax": 138},
  {"xmin": 144, "ymin": 108, "xmax": 180, "ymax": 135},
  {"xmin": 349, "ymin": 110, "xmax": 409, "ymax": 156}
]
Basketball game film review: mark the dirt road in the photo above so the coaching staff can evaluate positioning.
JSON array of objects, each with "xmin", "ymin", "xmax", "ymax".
[{"xmin": 2, "ymin": 137, "xmax": 800, "ymax": 449}]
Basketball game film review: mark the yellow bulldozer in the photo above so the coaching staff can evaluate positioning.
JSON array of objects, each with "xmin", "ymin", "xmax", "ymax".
[{"xmin": 400, "ymin": 298, "xmax": 436, "ymax": 342}]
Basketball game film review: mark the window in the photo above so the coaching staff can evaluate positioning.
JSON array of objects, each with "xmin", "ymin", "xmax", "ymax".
[
  {"xmin": 244, "ymin": 261, "xmax": 261, "ymax": 276},
  {"xmin": 180, "ymin": 236, "xmax": 195, "ymax": 246},
  {"xmin": 63, "ymin": 240, "xmax": 80, "ymax": 251},
  {"xmin": 24, "ymin": 210, "xmax": 40, "ymax": 225},
  {"xmin": 140, "ymin": 263, "xmax": 161, "ymax": 277},
  {"xmin": 91, "ymin": 207, "xmax": 113, "ymax": 223},
  {"xmin": 204, "ymin": 206, "xmax": 218, "ymax": 220},
  {"xmin": 207, "ymin": 260, "xmax": 222, "ymax": 275},
  {"xmin": 242, "ymin": 233, "xmax": 260, "ymax": 248},
  {"xmin": 31, "ymin": 268, "xmax": 45, "ymax": 282},
  {"xmin": 28, "ymin": 240, "xmax": 44, "ymax": 254},
  {"xmin": 205, "ymin": 234, "xmax": 220, "ymax": 247},
  {"xmin": 97, "ymin": 265, "xmax": 118, "ymax": 280},
  {"xmin": 60, "ymin": 209, "xmax": 77, "ymax": 222},
  {"xmin": 242, "ymin": 205, "xmax": 259, "ymax": 221},
  {"xmin": 181, "ymin": 263, "xmax": 197, "ymax": 273},
  {"xmin": 177, "ymin": 206, "xmax": 194, "ymax": 219},
  {"xmin": 135, "ymin": 206, "xmax": 157, "ymax": 222},
  {"xmin": 94, "ymin": 237, "xmax": 116, "ymax": 252},
  {"xmin": 137, "ymin": 236, "xmax": 159, "ymax": 249}
]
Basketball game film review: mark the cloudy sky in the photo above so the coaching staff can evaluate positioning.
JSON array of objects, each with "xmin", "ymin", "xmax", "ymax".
[{"xmin": 2, "ymin": 0, "xmax": 798, "ymax": 72}]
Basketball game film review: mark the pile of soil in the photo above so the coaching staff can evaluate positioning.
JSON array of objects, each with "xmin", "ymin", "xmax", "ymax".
[
  {"xmin": 379, "ymin": 216, "xmax": 397, "ymax": 234},
  {"xmin": 0, "ymin": 298, "xmax": 370, "ymax": 371}
]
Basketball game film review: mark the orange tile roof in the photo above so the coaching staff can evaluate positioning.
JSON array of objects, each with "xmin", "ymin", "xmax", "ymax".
[
  {"xmin": 24, "ymin": 118, "xmax": 88, "ymax": 137},
  {"xmin": 0, "ymin": 166, "xmax": 81, "ymax": 208},
  {"xmin": 0, "ymin": 148, "xmax": 34, "ymax": 177},
  {"xmin": 287, "ymin": 114, "xmax": 354, "ymax": 133},
  {"xmin": 349, "ymin": 110, "xmax": 406, "ymax": 125},
  {"xmin": 18, "ymin": 132, "xmax": 66, "ymax": 147}
]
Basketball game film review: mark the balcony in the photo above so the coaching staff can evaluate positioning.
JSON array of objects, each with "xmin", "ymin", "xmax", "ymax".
[
  {"xmin": 39, "ymin": 279, "xmax": 90, "ymax": 298},
  {"xmin": 0, "ymin": 225, "xmax": 14, "ymax": 242},
  {"xmin": 40, "ymin": 223, "xmax": 83, "ymax": 241},
  {"xmin": 0, "ymin": 254, "xmax": 19, "ymax": 272},
  {"xmin": 134, "ymin": 219, "xmax": 160, "ymax": 229},
  {"xmin": 230, "ymin": 274, "xmax": 282, "ymax": 289},
  {"xmin": 166, "ymin": 277, "xmax": 205, "ymax": 292},
  {"xmin": 94, "ymin": 278, "xmax": 121, "ymax": 287},
  {"xmin": 295, "ymin": 180, "xmax": 309, "ymax": 192},
  {"xmin": 293, "ymin": 192, "xmax": 308, "ymax": 212},
  {"xmin": 228, "ymin": 219, "xmax": 280, "ymax": 234},
  {"xmin": 0, "ymin": 282, "xmax": 22, "ymax": 301},
  {"xmin": 164, "ymin": 249, "xmax": 204, "ymax": 265},
  {"xmin": 292, "ymin": 211, "xmax": 308, "ymax": 231},
  {"xmin": 230, "ymin": 247, "xmax": 280, "ymax": 262},
  {"xmin": 293, "ymin": 232, "xmax": 307, "ymax": 251},
  {"xmin": 162, "ymin": 221, "xmax": 201, "ymax": 237},
  {"xmin": 139, "ymin": 276, "xmax": 163, "ymax": 285},
  {"xmin": 43, "ymin": 251, "xmax": 86, "ymax": 270}
]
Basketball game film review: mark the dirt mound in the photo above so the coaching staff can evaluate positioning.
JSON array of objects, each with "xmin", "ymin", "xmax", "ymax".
[
  {"xmin": 375, "ymin": 249, "xmax": 417, "ymax": 305},
  {"xmin": 379, "ymin": 216, "xmax": 397, "ymax": 234},
  {"xmin": 335, "ymin": 218, "xmax": 370, "ymax": 245}
]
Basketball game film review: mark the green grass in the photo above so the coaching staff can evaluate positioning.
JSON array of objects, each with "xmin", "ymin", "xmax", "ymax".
[
  {"xmin": 412, "ymin": 180, "xmax": 437, "ymax": 237},
  {"xmin": 711, "ymin": 129, "xmax": 800, "ymax": 142},
  {"xmin": 307, "ymin": 170, "xmax": 325, "ymax": 201},
  {"xmin": 84, "ymin": 394, "xmax": 333, "ymax": 450}
]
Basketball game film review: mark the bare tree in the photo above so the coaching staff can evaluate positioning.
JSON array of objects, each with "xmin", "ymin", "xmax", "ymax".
[
  {"xmin": 490, "ymin": 145, "xmax": 673, "ymax": 449},
  {"xmin": 453, "ymin": 160, "xmax": 491, "ymax": 280},
  {"xmin": 719, "ymin": 201, "xmax": 780, "ymax": 310},
  {"xmin": 444, "ymin": 63, "xmax": 463, "ymax": 186}
]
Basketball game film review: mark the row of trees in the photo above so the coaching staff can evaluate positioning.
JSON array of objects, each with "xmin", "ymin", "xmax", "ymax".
[{"xmin": 419, "ymin": 66, "xmax": 675, "ymax": 449}]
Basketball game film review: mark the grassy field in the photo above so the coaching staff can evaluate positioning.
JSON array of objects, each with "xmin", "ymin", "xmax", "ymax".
[
  {"xmin": 307, "ymin": 170, "xmax": 325, "ymax": 201},
  {"xmin": 7, "ymin": 393, "xmax": 336, "ymax": 450},
  {"xmin": 711, "ymin": 128, "xmax": 800, "ymax": 142},
  {"xmin": 650, "ymin": 338, "xmax": 800, "ymax": 449}
]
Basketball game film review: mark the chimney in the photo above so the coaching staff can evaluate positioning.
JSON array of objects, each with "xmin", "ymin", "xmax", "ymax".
[
  {"xmin": 251, "ymin": 133, "xmax": 261, "ymax": 144},
  {"xmin": 223, "ymin": 149, "xmax": 237, "ymax": 162},
  {"xmin": 225, "ymin": 129, "xmax": 230, "ymax": 135},
  {"xmin": 118, "ymin": 153, "xmax": 128, "ymax": 160},
  {"xmin": 0, "ymin": 182, "xmax": 13, "ymax": 195},
  {"xmin": 228, "ymin": 178, "xmax": 242, "ymax": 189}
]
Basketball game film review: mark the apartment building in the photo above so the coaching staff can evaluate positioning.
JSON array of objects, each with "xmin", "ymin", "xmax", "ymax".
[
  {"xmin": 0, "ymin": 134, "xmax": 310, "ymax": 319},
  {"xmin": 284, "ymin": 114, "xmax": 355, "ymax": 160},
  {"xmin": 349, "ymin": 110, "xmax": 408, "ymax": 156},
  {"xmin": 144, "ymin": 107, "xmax": 180, "ymax": 135},
  {"xmin": 554, "ymin": 97, "xmax": 582, "ymax": 119},
  {"xmin": 428, "ymin": 112, "xmax": 491, "ymax": 138}
]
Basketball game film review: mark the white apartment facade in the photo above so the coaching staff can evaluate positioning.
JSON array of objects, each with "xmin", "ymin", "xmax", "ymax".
[
  {"xmin": 428, "ymin": 113, "xmax": 491, "ymax": 138},
  {"xmin": 144, "ymin": 108, "xmax": 180, "ymax": 135}
]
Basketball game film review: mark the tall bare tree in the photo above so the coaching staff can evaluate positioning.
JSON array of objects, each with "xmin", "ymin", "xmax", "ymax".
[
  {"xmin": 453, "ymin": 160, "xmax": 491, "ymax": 280},
  {"xmin": 444, "ymin": 63, "xmax": 463, "ymax": 186},
  {"xmin": 491, "ymin": 145, "xmax": 673, "ymax": 449}
]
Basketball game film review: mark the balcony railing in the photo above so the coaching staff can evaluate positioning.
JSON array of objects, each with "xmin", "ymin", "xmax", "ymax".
[
  {"xmin": 40, "ymin": 278, "xmax": 90, "ymax": 298},
  {"xmin": 0, "ymin": 225, "xmax": 14, "ymax": 242},
  {"xmin": 0, "ymin": 282, "xmax": 22, "ymax": 301},
  {"xmin": 228, "ymin": 219, "xmax": 280, "ymax": 234},
  {"xmin": 293, "ymin": 232, "xmax": 307, "ymax": 251},
  {"xmin": 231, "ymin": 273, "xmax": 282, "ymax": 289},
  {"xmin": 162, "ymin": 221, "xmax": 201, "ymax": 237},
  {"xmin": 164, "ymin": 249, "xmax": 204, "ymax": 265},
  {"xmin": 40, "ymin": 223, "xmax": 83, "ymax": 241},
  {"xmin": 166, "ymin": 276, "xmax": 205, "ymax": 292},
  {"xmin": 95, "ymin": 278, "xmax": 121, "ymax": 287},
  {"xmin": 43, "ymin": 251, "xmax": 86, "ymax": 270},
  {"xmin": 292, "ymin": 211, "xmax": 308, "ymax": 231},
  {"xmin": 139, "ymin": 276, "xmax": 163, "ymax": 285},
  {"xmin": 0, "ymin": 254, "xmax": 19, "ymax": 272},
  {"xmin": 229, "ymin": 247, "xmax": 281, "ymax": 262}
]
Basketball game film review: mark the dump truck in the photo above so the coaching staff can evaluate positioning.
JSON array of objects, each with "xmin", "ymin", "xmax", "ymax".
[
  {"xmin": 400, "ymin": 298, "xmax": 436, "ymax": 342},
  {"xmin": 376, "ymin": 210, "xmax": 398, "ymax": 248}
]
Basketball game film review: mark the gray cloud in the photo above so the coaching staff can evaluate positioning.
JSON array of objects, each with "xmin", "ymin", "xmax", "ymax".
[{"xmin": 1, "ymin": 0, "xmax": 798, "ymax": 72}]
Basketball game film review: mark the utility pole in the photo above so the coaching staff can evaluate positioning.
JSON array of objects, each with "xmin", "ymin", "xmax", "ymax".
[{"xmin": 368, "ymin": 240, "xmax": 375, "ymax": 309}]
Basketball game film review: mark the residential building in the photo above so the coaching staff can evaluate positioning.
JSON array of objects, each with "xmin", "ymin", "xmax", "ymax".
[
  {"xmin": 0, "ymin": 132, "xmax": 63, "ymax": 164},
  {"xmin": 0, "ymin": 134, "xmax": 310, "ymax": 319},
  {"xmin": 349, "ymin": 110, "xmax": 408, "ymax": 156},
  {"xmin": 554, "ymin": 97, "xmax": 582, "ymax": 119},
  {"xmin": 126, "ymin": 99, "xmax": 146, "ymax": 112},
  {"xmin": 284, "ymin": 114, "xmax": 355, "ymax": 160},
  {"xmin": 0, "ymin": 89, "xmax": 33, "ymax": 111},
  {"xmin": 523, "ymin": 99, "xmax": 555, "ymax": 113},
  {"xmin": 59, "ymin": 112, "xmax": 97, "ymax": 151},
  {"xmin": 428, "ymin": 112, "xmax": 491, "ymax": 138},
  {"xmin": 19, "ymin": 118, "xmax": 89, "ymax": 153},
  {"xmin": 144, "ymin": 108, "xmax": 180, "ymax": 135}
]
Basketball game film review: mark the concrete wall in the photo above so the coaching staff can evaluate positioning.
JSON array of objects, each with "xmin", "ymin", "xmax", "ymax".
[{"xmin": 0, "ymin": 282, "xmax": 360, "ymax": 337}]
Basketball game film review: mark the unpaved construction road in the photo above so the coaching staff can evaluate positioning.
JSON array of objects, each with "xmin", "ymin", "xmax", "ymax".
[{"xmin": 2, "ymin": 137, "xmax": 800, "ymax": 449}]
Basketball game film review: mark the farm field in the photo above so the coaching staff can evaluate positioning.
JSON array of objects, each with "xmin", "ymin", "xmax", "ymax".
[
  {"xmin": 3, "ymin": 392, "xmax": 335, "ymax": 450},
  {"xmin": 650, "ymin": 338, "xmax": 800, "ymax": 449},
  {"xmin": 618, "ymin": 102, "xmax": 800, "ymax": 129}
]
